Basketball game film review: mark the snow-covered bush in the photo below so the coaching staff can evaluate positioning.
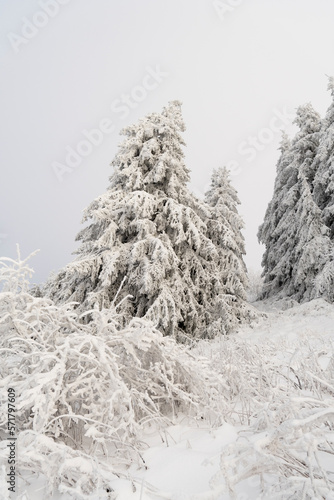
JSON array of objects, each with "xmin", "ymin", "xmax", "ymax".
[
  {"xmin": 0, "ymin": 249, "xmax": 227, "ymax": 498},
  {"xmin": 217, "ymin": 397, "xmax": 334, "ymax": 499},
  {"xmin": 196, "ymin": 327, "xmax": 334, "ymax": 498}
]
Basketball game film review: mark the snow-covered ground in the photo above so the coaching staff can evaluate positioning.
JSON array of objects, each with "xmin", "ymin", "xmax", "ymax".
[{"xmin": 13, "ymin": 298, "xmax": 334, "ymax": 500}]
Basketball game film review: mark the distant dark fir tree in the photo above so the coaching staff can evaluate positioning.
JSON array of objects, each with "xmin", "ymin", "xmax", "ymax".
[
  {"xmin": 45, "ymin": 102, "xmax": 250, "ymax": 340},
  {"xmin": 258, "ymin": 104, "xmax": 334, "ymax": 301},
  {"xmin": 204, "ymin": 167, "xmax": 253, "ymax": 334}
]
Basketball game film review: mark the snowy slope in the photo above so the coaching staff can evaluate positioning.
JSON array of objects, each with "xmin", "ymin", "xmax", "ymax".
[
  {"xmin": 241, "ymin": 297, "xmax": 334, "ymax": 340},
  {"xmin": 10, "ymin": 299, "xmax": 334, "ymax": 499}
]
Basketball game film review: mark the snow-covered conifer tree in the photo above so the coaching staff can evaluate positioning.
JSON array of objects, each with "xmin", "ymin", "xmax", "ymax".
[
  {"xmin": 204, "ymin": 167, "xmax": 252, "ymax": 333},
  {"xmin": 45, "ymin": 102, "xmax": 226, "ymax": 340},
  {"xmin": 313, "ymin": 77, "xmax": 334, "ymax": 237},
  {"xmin": 293, "ymin": 173, "xmax": 334, "ymax": 301},
  {"xmin": 258, "ymin": 104, "xmax": 332, "ymax": 301},
  {"xmin": 258, "ymin": 132, "xmax": 295, "ymax": 297}
]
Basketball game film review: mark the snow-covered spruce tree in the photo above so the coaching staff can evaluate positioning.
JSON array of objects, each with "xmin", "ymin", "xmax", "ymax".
[
  {"xmin": 293, "ymin": 170, "xmax": 334, "ymax": 302},
  {"xmin": 257, "ymin": 132, "xmax": 296, "ymax": 298},
  {"xmin": 204, "ymin": 167, "xmax": 253, "ymax": 334},
  {"xmin": 288, "ymin": 104, "xmax": 334, "ymax": 302},
  {"xmin": 313, "ymin": 77, "xmax": 334, "ymax": 238},
  {"xmin": 45, "ymin": 101, "xmax": 233, "ymax": 340},
  {"xmin": 258, "ymin": 104, "xmax": 333, "ymax": 301}
]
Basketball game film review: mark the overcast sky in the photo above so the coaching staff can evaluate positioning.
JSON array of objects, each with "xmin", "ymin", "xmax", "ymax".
[{"xmin": 1, "ymin": 0, "xmax": 334, "ymax": 285}]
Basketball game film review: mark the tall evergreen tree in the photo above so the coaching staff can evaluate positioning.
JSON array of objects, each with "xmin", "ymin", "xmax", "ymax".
[
  {"xmin": 313, "ymin": 77, "xmax": 334, "ymax": 237},
  {"xmin": 45, "ymin": 101, "xmax": 245, "ymax": 340},
  {"xmin": 204, "ymin": 167, "xmax": 252, "ymax": 334},
  {"xmin": 293, "ymin": 172, "xmax": 334, "ymax": 301},
  {"xmin": 258, "ymin": 104, "xmax": 331, "ymax": 301},
  {"xmin": 258, "ymin": 132, "xmax": 296, "ymax": 297}
]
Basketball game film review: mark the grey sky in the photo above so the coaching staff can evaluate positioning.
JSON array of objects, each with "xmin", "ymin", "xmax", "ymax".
[{"xmin": 1, "ymin": 0, "xmax": 334, "ymax": 284}]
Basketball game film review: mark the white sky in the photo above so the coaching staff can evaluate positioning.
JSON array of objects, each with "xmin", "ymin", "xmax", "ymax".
[{"xmin": 1, "ymin": 0, "xmax": 334, "ymax": 284}]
